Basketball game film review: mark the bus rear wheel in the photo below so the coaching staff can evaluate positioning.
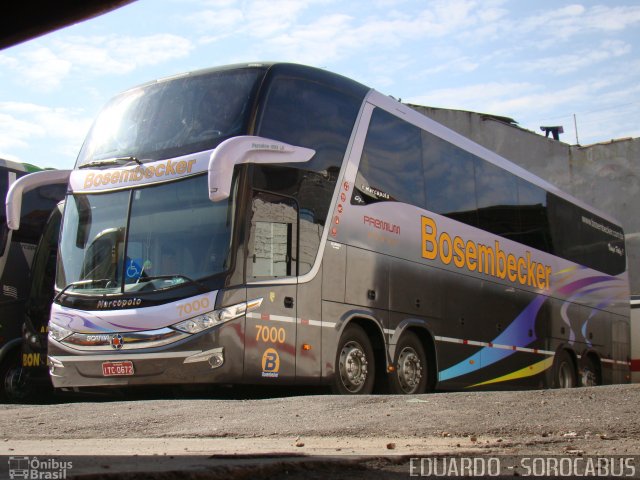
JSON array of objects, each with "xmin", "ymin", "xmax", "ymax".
[
  {"xmin": 389, "ymin": 332, "xmax": 428, "ymax": 395},
  {"xmin": 332, "ymin": 324, "xmax": 375, "ymax": 395},
  {"xmin": 580, "ymin": 356, "xmax": 600, "ymax": 387},
  {"xmin": 553, "ymin": 350, "xmax": 577, "ymax": 388}
]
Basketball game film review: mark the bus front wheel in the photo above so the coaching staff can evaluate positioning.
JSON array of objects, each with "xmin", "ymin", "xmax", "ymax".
[
  {"xmin": 332, "ymin": 324, "xmax": 375, "ymax": 394},
  {"xmin": 389, "ymin": 331, "xmax": 428, "ymax": 395}
]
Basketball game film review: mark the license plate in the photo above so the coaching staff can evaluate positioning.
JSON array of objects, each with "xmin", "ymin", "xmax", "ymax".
[{"xmin": 102, "ymin": 361, "xmax": 134, "ymax": 376}]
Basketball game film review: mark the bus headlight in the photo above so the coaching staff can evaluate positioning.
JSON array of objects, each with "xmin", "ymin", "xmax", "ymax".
[
  {"xmin": 49, "ymin": 322, "xmax": 73, "ymax": 342},
  {"xmin": 171, "ymin": 297, "xmax": 262, "ymax": 334}
]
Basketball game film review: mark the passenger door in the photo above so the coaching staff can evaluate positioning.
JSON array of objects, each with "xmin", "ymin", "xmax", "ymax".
[{"xmin": 244, "ymin": 191, "xmax": 298, "ymax": 383}]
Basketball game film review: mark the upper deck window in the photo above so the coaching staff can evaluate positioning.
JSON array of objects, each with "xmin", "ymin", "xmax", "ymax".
[{"xmin": 76, "ymin": 67, "xmax": 264, "ymax": 167}]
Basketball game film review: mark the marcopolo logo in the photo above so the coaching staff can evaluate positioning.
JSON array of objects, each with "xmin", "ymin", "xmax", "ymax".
[
  {"xmin": 96, "ymin": 298, "xmax": 143, "ymax": 309},
  {"xmin": 8, "ymin": 456, "xmax": 73, "ymax": 479}
]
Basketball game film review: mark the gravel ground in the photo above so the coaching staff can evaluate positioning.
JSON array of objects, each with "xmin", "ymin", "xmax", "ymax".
[{"xmin": 1, "ymin": 384, "xmax": 639, "ymax": 478}]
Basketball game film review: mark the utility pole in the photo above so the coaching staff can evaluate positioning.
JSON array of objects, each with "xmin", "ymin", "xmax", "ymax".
[{"xmin": 573, "ymin": 114, "xmax": 579, "ymax": 145}]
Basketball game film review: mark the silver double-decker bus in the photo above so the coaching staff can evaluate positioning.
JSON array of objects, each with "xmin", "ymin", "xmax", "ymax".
[{"xmin": 7, "ymin": 63, "xmax": 630, "ymax": 394}]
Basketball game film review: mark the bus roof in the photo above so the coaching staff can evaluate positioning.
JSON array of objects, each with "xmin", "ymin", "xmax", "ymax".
[{"xmin": 115, "ymin": 62, "xmax": 370, "ymax": 103}]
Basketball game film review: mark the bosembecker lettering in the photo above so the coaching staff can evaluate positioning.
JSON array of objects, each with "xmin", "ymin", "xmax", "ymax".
[
  {"xmin": 421, "ymin": 215, "xmax": 552, "ymax": 290},
  {"xmin": 83, "ymin": 159, "xmax": 197, "ymax": 189}
]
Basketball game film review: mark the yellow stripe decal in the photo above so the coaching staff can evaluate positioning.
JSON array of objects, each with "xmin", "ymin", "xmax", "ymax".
[{"xmin": 467, "ymin": 357, "xmax": 555, "ymax": 388}]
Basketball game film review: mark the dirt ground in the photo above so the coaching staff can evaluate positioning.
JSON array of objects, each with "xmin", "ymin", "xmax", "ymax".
[{"xmin": 1, "ymin": 384, "xmax": 639, "ymax": 478}]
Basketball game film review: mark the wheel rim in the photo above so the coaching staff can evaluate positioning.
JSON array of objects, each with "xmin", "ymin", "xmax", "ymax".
[
  {"xmin": 338, "ymin": 340, "xmax": 369, "ymax": 393},
  {"xmin": 557, "ymin": 361, "xmax": 574, "ymax": 388},
  {"xmin": 396, "ymin": 347, "xmax": 423, "ymax": 394},
  {"xmin": 581, "ymin": 367, "xmax": 598, "ymax": 387}
]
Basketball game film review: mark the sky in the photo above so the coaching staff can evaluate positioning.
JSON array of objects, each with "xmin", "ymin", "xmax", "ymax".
[{"xmin": 0, "ymin": 0, "xmax": 639, "ymax": 170}]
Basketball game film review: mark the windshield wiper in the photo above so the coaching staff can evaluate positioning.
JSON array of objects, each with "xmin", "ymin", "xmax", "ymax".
[
  {"xmin": 135, "ymin": 274, "xmax": 209, "ymax": 293},
  {"xmin": 54, "ymin": 279, "xmax": 114, "ymax": 301},
  {"xmin": 79, "ymin": 156, "xmax": 143, "ymax": 169}
]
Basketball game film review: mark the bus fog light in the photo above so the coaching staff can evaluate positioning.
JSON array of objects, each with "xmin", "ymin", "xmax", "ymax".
[
  {"xmin": 184, "ymin": 347, "xmax": 224, "ymax": 366},
  {"xmin": 209, "ymin": 352, "xmax": 224, "ymax": 368},
  {"xmin": 48, "ymin": 356, "xmax": 64, "ymax": 375}
]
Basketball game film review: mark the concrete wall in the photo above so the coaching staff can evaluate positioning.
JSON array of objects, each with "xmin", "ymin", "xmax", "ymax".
[{"xmin": 410, "ymin": 104, "xmax": 640, "ymax": 295}]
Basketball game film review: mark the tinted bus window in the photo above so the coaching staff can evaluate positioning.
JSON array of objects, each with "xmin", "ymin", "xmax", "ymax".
[
  {"xmin": 548, "ymin": 194, "xmax": 625, "ymax": 275},
  {"xmin": 352, "ymin": 108, "xmax": 424, "ymax": 207},
  {"xmin": 422, "ymin": 131, "xmax": 478, "ymax": 227},
  {"xmin": 255, "ymin": 73, "xmax": 363, "ymax": 275},
  {"xmin": 475, "ymin": 160, "xmax": 519, "ymax": 239},
  {"xmin": 257, "ymin": 75, "xmax": 361, "ymax": 175},
  {"xmin": 516, "ymin": 179, "xmax": 552, "ymax": 253}
]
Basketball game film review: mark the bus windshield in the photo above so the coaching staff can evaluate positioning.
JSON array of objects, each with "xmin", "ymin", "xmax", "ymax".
[
  {"xmin": 56, "ymin": 174, "xmax": 233, "ymax": 295},
  {"xmin": 76, "ymin": 67, "xmax": 264, "ymax": 167}
]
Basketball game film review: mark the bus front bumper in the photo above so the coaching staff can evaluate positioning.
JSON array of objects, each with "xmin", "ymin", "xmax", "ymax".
[{"xmin": 47, "ymin": 326, "xmax": 241, "ymax": 388}]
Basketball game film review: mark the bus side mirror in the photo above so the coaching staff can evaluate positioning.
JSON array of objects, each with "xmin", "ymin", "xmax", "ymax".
[
  {"xmin": 208, "ymin": 136, "xmax": 315, "ymax": 202},
  {"xmin": 6, "ymin": 170, "xmax": 71, "ymax": 230}
]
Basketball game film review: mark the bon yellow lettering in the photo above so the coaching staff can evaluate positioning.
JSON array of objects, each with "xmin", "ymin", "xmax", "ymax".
[
  {"xmin": 176, "ymin": 161, "xmax": 187, "ymax": 174},
  {"xmin": 111, "ymin": 171, "xmax": 120, "ymax": 183},
  {"xmin": 166, "ymin": 160, "xmax": 176, "ymax": 175},
  {"xmin": 156, "ymin": 164, "xmax": 166, "ymax": 176}
]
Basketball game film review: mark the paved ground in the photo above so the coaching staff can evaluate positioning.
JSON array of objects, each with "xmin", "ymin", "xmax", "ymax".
[{"xmin": 1, "ymin": 384, "xmax": 639, "ymax": 478}]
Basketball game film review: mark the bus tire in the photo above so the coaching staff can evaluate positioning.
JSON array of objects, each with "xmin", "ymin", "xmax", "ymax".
[
  {"xmin": 389, "ymin": 331, "xmax": 428, "ymax": 395},
  {"xmin": 580, "ymin": 355, "xmax": 600, "ymax": 387},
  {"xmin": 553, "ymin": 349, "xmax": 577, "ymax": 388},
  {"xmin": 0, "ymin": 349, "xmax": 28, "ymax": 403},
  {"xmin": 332, "ymin": 324, "xmax": 375, "ymax": 395}
]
